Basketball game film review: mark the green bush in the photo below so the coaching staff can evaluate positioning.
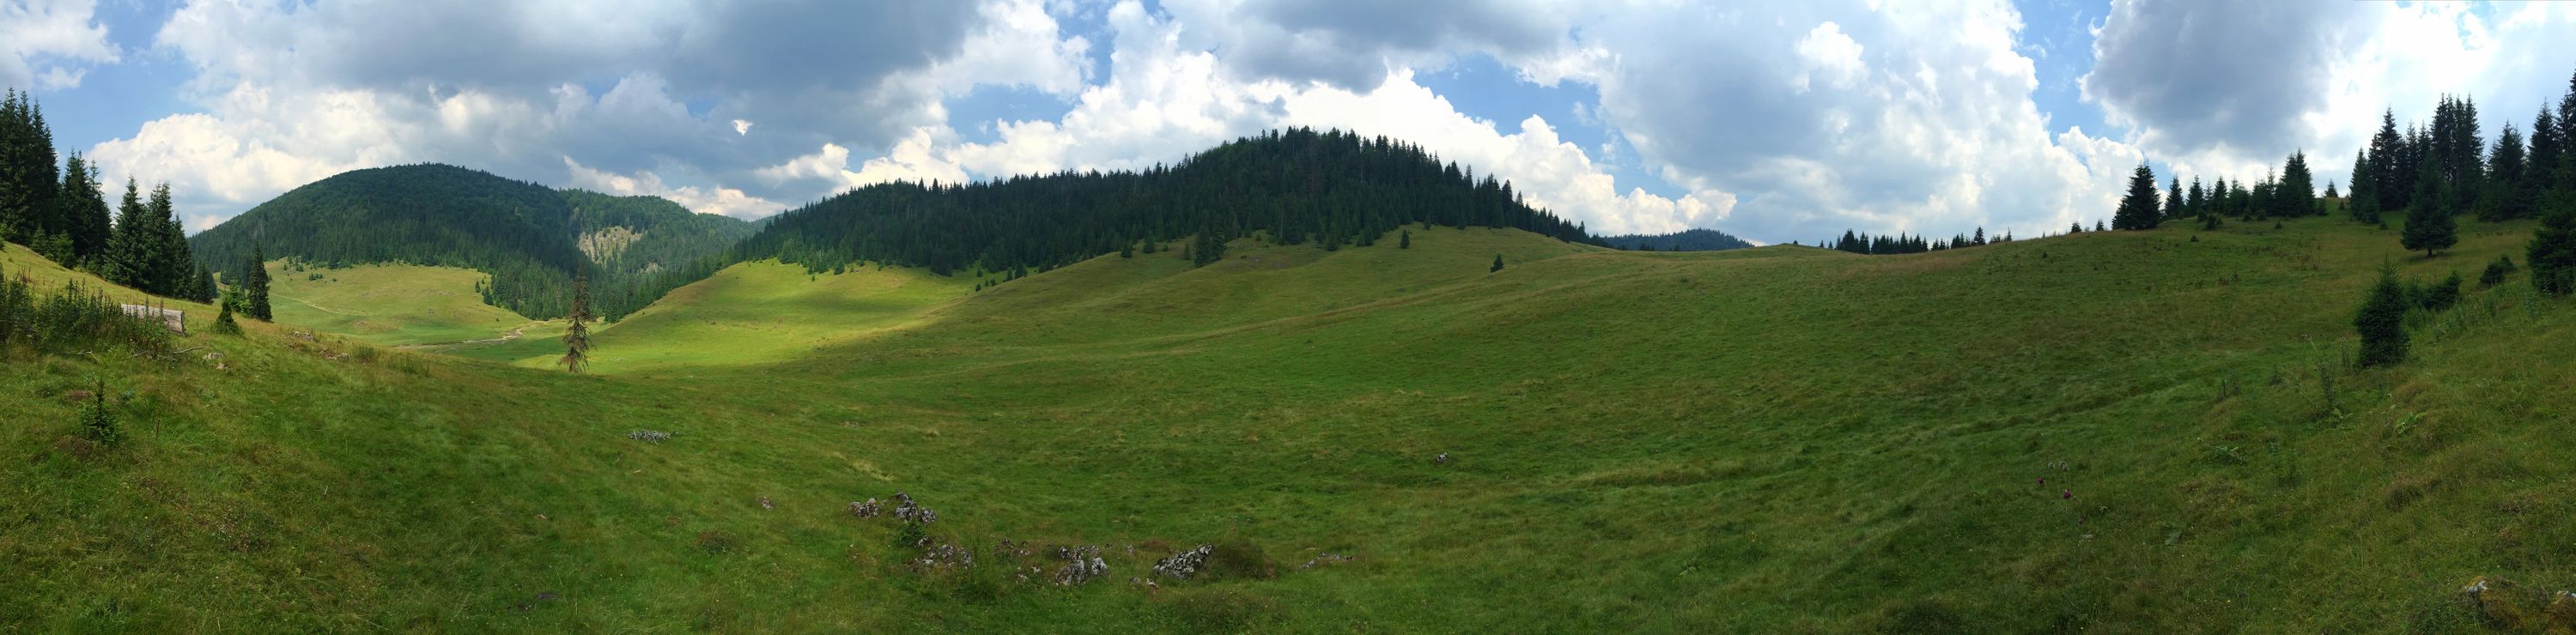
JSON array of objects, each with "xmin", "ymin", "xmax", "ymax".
[
  {"xmin": 2355, "ymin": 265, "xmax": 2409, "ymax": 367},
  {"xmin": 77, "ymin": 389, "xmax": 120, "ymax": 446},
  {"xmin": 2480, "ymin": 255, "xmax": 2516, "ymax": 287}
]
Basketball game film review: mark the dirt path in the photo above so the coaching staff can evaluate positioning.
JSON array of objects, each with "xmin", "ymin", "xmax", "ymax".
[{"xmin": 398, "ymin": 325, "xmax": 530, "ymax": 350}]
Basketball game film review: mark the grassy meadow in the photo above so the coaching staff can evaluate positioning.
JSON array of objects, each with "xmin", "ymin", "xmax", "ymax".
[
  {"xmin": 263, "ymin": 261, "xmax": 539, "ymax": 347},
  {"xmin": 4, "ymin": 217, "xmax": 2573, "ymax": 632}
]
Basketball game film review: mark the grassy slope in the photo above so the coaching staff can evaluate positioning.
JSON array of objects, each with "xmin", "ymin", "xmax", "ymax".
[
  {"xmin": 264, "ymin": 261, "xmax": 538, "ymax": 346},
  {"xmin": 4, "ymin": 219, "xmax": 2573, "ymax": 632}
]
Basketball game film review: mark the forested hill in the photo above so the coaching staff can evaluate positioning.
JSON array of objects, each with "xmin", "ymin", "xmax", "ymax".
[
  {"xmin": 188, "ymin": 164, "xmax": 752, "ymax": 320},
  {"xmin": 1599, "ymin": 227, "xmax": 1753, "ymax": 251},
  {"xmin": 736, "ymin": 127, "xmax": 1600, "ymax": 276}
]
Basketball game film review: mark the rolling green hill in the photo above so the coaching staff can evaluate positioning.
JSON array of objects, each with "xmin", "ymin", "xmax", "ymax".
[
  {"xmin": 8, "ymin": 212, "xmax": 2575, "ymax": 632},
  {"xmin": 263, "ymin": 261, "xmax": 539, "ymax": 347},
  {"xmin": 187, "ymin": 165, "xmax": 755, "ymax": 322}
]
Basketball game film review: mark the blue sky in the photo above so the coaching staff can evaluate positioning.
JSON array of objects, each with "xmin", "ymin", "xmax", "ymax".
[{"xmin": 7, "ymin": 0, "xmax": 2573, "ymax": 244}]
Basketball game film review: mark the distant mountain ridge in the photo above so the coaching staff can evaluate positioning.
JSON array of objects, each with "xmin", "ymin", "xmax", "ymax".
[
  {"xmin": 189, "ymin": 164, "xmax": 754, "ymax": 320},
  {"xmin": 1599, "ymin": 227, "xmax": 1753, "ymax": 251}
]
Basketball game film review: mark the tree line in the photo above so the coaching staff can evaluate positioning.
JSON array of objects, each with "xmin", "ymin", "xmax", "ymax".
[
  {"xmin": 0, "ymin": 88, "xmax": 215, "ymax": 304},
  {"xmin": 736, "ymin": 127, "xmax": 1598, "ymax": 278}
]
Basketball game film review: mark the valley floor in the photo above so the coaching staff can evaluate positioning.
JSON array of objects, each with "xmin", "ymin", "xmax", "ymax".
[{"xmin": 5, "ymin": 220, "xmax": 2573, "ymax": 632}]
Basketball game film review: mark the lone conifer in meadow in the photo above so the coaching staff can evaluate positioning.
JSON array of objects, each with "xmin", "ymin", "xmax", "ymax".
[
  {"xmin": 560, "ymin": 270, "xmax": 593, "ymax": 373},
  {"xmin": 244, "ymin": 244, "xmax": 273, "ymax": 320},
  {"xmin": 2112, "ymin": 163, "xmax": 2160, "ymax": 230},
  {"xmin": 1491, "ymin": 254, "xmax": 1504, "ymax": 272},
  {"xmin": 2355, "ymin": 264, "xmax": 2409, "ymax": 367},
  {"xmin": 1400, "ymin": 230, "xmax": 1411, "ymax": 249},
  {"xmin": 2401, "ymin": 160, "xmax": 2458, "ymax": 257}
]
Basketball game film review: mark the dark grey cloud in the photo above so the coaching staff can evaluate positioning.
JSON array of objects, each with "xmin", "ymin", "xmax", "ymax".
[
  {"xmin": 1166, "ymin": 0, "xmax": 1570, "ymax": 90},
  {"xmin": 2082, "ymin": 0, "xmax": 2369, "ymax": 155}
]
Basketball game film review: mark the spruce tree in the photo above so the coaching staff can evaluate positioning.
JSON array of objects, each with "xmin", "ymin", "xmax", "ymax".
[
  {"xmin": 559, "ymin": 270, "xmax": 592, "ymax": 373},
  {"xmin": 2281, "ymin": 150, "xmax": 2317, "ymax": 215},
  {"xmin": 103, "ymin": 178, "xmax": 148, "ymax": 287},
  {"xmin": 2164, "ymin": 177, "xmax": 2184, "ymax": 221},
  {"xmin": 2401, "ymin": 158, "xmax": 2458, "ymax": 257},
  {"xmin": 2354, "ymin": 263, "xmax": 2409, "ymax": 367},
  {"xmin": 245, "ymin": 244, "xmax": 273, "ymax": 320},
  {"xmin": 1399, "ymin": 230, "xmax": 1410, "ymax": 249},
  {"xmin": 2369, "ymin": 109, "xmax": 2407, "ymax": 215},
  {"xmin": 2112, "ymin": 163, "xmax": 2160, "ymax": 230},
  {"xmin": 1490, "ymin": 254, "xmax": 1504, "ymax": 272},
  {"xmin": 2531, "ymin": 203, "xmax": 2576, "ymax": 296}
]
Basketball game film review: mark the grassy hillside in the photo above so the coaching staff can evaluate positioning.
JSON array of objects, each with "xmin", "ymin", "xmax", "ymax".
[
  {"xmin": 7, "ymin": 216, "xmax": 2574, "ymax": 632},
  {"xmin": 264, "ymin": 261, "xmax": 538, "ymax": 346}
]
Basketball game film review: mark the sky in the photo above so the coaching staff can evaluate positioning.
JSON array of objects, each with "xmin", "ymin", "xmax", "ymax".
[{"xmin": 5, "ymin": 0, "xmax": 2573, "ymax": 245}]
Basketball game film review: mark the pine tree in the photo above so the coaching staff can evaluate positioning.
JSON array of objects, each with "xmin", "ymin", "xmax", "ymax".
[
  {"xmin": 2400, "ymin": 158, "xmax": 2458, "ymax": 257},
  {"xmin": 0, "ymin": 90, "xmax": 64, "ymax": 248},
  {"xmin": 1490, "ymin": 254, "xmax": 1504, "ymax": 272},
  {"xmin": 147, "ymin": 183, "xmax": 192, "ymax": 296},
  {"xmin": 1399, "ymin": 230, "xmax": 1411, "ymax": 249},
  {"xmin": 2281, "ymin": 150, "xmax": 2317, "ymax": 216},
  {"xmin": 2533, "ymin": 107, "xmax": 2564, "ymax": 199},
  {"xmin": 559, "ymin": 270, "xmax": 592, "ymax": 373},
  {"xmin": 245, "ymin": 243, "xmax": 273, "ymax": 320},
  {"xmin": 103, "ymin": 178, "xmax": 148, "ymax": 287},
  {"xmin": 2354, "ymin": 263, "xmax": 2409, "ymax": 367},
  {"xmin": 2531, "ymin": 203, "xmax": 2576, "ymax": 296},
  {"xmin": 2163, "ymin": 177, "xmax": 2184, "ymax": 221},
  {"xmin": 2113, "ymin": 163, "xmax": 2160, "ymax": 230},
  {"xmin": 2369, "ymin": 110, "xmax": 2408, "ymax": 215}
]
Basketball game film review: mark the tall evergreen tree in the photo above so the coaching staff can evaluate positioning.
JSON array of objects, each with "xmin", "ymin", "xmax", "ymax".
[
  {"xmin": 1490, "ymin": 254, "xmax": 1505, "ymax": 272},
  {"xmin": 2348, "ymin": 148, "xmax": 2379, "ymax": 223},
  {"xmin": 2112, "ymin": 163, "xmax": 2161, "ymax": 230},
  {"xmin": 2533, "ymin": 107, "xmax": 2564, "ymax": 197},
  {"xmin": 104, "ymin": 178, "xmax": 149, "ymax": 287},
  {"xmin": 2354, "ymin": 263, "xmax": 2410, "ymax": 367},
  {"xmin": 559, "ymin": 270, "xmax": 592, "ymax": 373},
  {"xmin": 58, "ymin": 154, "xmax": 111, "ymax": 266},
  {"xmin": 244, "ymin": 243, "xmax": 273, "ymax": 320},
  {"xmin": 0, "ymin": 89, "xmax": 64, "ymax": 247},
  {"xmin": 147, "ymin": 183, "xmax": 193, "ymax": 296},
  {"xmin": 2164, "ymin": 177, "xmax": 2184, "ymax": 221},
  {"xmin": 2281, "ymin": 150, "xmax": 2317, "ymax": 216},
  {"xmin": 2400, "ymin": 158, "xmax": 2458, "ymax": 257},
  {"xmin": 2369, "ymin": 109, "xmax": 2407, "ymax": 215}
]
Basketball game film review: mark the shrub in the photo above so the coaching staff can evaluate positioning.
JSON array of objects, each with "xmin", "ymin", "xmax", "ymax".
[
  {"xmin": 1204, "ymin": 539, "xmax": 1276, "ymax": 581},
  {"xmin": 2411, "ymin": 272, "xmax": 2462, "ymax": 312},
  {"xmin": 76, "ymin": 388, "xmax": 120, "ymax": 446},
  {"xmin": 2480, "ymin": 255, "xmax": 2516, "ymax": 287},
  {"xmin": 2355, "ymin": 265, "xmax": 2410, "ymax": 367}
]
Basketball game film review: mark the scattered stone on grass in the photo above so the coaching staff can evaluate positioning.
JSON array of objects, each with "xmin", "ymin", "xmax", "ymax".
[
  {"xmin": 1434, "ymin": 452, "xmax": 1449, "ymax": 465},
  {"xmin": 627, "ymin": 430, "xmax": 671, "ymax": 443},
  {"xmin": 1053, "ymin": 545, "xmax": 1109, "ymax": 586},
  {"xmin": 913, "ymin": 542, "xmax": 974, "ymax": 571},
  {"xmin": 757, "ymin": 496, "xmax": 775, "ymax": 510},
  {"xmin": 1153, "ymin": 545, "xmax": 1214, "ymax": 580},
  {"xmin": 849, "ymin": 499, "xmax": 882, "ymax": 517},
  {"xmin": 890, "ymin": 492, "xmax": 937, "ymax": 524},
  {"xmin": 1301, "ymin": 553, "xmax": 1353, "ymax": 569}
]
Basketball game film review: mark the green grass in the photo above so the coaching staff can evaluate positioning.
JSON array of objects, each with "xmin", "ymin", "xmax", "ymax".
[
  {"xmin": 265, "ymin": 261, "xmax": 539, "ymax": 346},
  {"xmin": 4, "ymin": 217, "xmax": 2573, "ymax": 632}
]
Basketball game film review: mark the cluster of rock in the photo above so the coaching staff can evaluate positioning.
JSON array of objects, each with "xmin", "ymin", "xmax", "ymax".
[
  {"xmin": 890, "ymin": 492, "xmax": 938, "ymax": 524},
  {"xmin": 1053, "ymin": 545, "xmax": 1109, "ymax": 586},
  {"xmin": 627, "ymin": 430, "xmax": 671, "ymax": 442},
  {"xmin": 848, "ymin": 499, "xmax": 881, "ymax": 517},
  {"xmin": 912, "ymin": 542, "xmax": 973, "ymax": 571},
  {"xmin": 1151, "ymin": 544, "xmax": 1214, "ymax": 580}
]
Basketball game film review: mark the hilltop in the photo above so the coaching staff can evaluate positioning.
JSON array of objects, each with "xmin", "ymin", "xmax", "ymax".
[
  {"xmin": 1597, "ymin": 227, "xmax": 1754, "ymax": 251},
  {"xmin": 187, "ymin": 165, "xmax": 756, "ymax": 322},
  {"xmin": 10, "ymin": 210, "xmax": 2575, "ymax": 630}
]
